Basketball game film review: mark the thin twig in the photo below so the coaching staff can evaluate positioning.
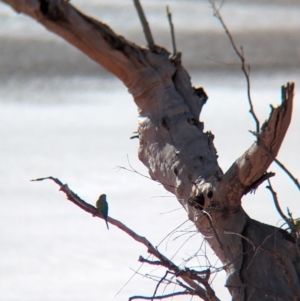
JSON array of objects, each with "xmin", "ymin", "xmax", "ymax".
[
  {"xmin": 172, "ymin": 229, "xmax": 197, "ymax": 242},
  {"xmin": 130, "ymin": 268, "xmax": 163, "ymax": 283},
  {"xmin": 159, "ymin": 207, "xmax": 183, "ymax": 214},
  {"xmin": 116, "ymin": 165, "xmax": 153, "ymax": 181},
  {"xmin": 116, "ymin": 155, "xmax": 177, "ymax": 189},
  {"xmin": 287, "ymin": 208, "xmax": 294, "ymax": 221},
  {"xmin": 208, "ymin": 0, "xmax": 260, "ymax": 133},
  {"xmin": 246, "ymin": 226, "xmax": 286, "ymax": 271},
  {"xmin": 176, "ymin": 280, "xmax": 197, "ymax": 293},
  {"xmin": 274, "ymin": 158, "xmax": 300, "ymax": 190},
  {"xmin": 116, "ymin": 165, "xmax": 177, "ymax": 189},
  {"xmin": 139, "ymin": 256, "xmax": 162, "ymax": 266},
  {"xmin": 202, "ymin": 210, "xmax": 224, "ymax": 252},
  {"xmin": 224, "ymin": 230, "xmax": 256, "ymax": 251},
  {"xmin": 157, "ymin": 220, "xmax": 190, "ymax": 250},
  {"xmin": 209, "ymin": 2, "xmax": 299, "ymax": 235},
  {"xmin": 169, "ymin": 232, "xmax": 199, "ymax": 262},
  {"xmin": 133, "ymin": 0, "xmax": 155, "ymax": 50},
  {"xmin": 266, "ymin": 179, "xmax": 295, "ymax": 232},
  {"xmin": 129, "ymin": 291, "xmax": 191, "ymax": 300},
  {"xmin": 182, "ymin": 239, "xmax": 206, "ymax": 264},
  {"xmin": 152, "ymin": 271, "xmax": 175, "ymax": 300},
  {"xmin": 115, "ymin": 260, "xmax": 146, "ymax": 296},
  {"xmin": 166, "ymin": 6, "xmax": 177, "ymax": 57}
]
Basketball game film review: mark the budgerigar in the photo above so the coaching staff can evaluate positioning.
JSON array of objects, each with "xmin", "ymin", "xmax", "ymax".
[{"xmin": 96, "ymin": 194, "xmax": 109, "ymax": 230}]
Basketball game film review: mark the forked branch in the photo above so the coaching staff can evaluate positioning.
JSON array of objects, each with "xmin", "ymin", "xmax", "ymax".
[
  {"xmin": 222, "ymin": 82, "xmax": 294, "ymax": 202},
  {"xmin": 266, "ymin": 179, "xmax": 295, "ymax": 233},
  {"xmin": 31, "ymin": 177, "xmax": 220, "ymax": 301},
  {"xmin": 209, "ymin": 0, "xmax": 298, "ymax": 193}
]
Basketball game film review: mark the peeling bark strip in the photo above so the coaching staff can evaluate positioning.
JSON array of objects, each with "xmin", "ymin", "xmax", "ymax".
[
  {"xmin": 3, "ymin": 0, "xmax": 299, "ymax": 300},
  {"xmin": 243, "ymin": 171, "xmax": 275, "ymax": 195}
]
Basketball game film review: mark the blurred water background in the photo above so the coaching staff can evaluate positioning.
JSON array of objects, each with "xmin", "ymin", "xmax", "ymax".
[{"xmin": 0, "ymin": 0, "xmax": 299, "ymax": 300}]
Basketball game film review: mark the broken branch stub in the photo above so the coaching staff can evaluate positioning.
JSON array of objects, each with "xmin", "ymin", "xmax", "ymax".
[{"xmin": 221, "ymin": 83, "xmax": 294, "ymax": 204}]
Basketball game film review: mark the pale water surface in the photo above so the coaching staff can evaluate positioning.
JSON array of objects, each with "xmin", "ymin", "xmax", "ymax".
[{"xmin": 0, "ymin": 1, "xmax": 299, "ymax": 300}]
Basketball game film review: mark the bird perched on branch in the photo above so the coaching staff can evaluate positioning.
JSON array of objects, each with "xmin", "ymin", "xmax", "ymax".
[{"xmin": 96, "ymin": 194, "xmax": 109, "ymax": 230}]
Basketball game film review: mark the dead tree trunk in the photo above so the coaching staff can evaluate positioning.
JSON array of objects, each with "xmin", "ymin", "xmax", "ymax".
[{"xmin": 2, "ymin": 0, "xmax": 299, "ymax": 300}]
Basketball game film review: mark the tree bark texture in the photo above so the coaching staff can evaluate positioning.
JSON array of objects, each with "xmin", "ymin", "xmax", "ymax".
[{"xmin": 2, "ymin": 0, "xmax": 299, "ymax": 300}]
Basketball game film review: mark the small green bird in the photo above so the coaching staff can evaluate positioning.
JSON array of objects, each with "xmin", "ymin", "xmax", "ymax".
[{"xmin": 96, "ymin": 194, "xmax": 109, "ymax": 230}]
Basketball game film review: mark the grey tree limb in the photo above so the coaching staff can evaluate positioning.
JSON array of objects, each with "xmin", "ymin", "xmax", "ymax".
[{"xmin": 274, "ymin": 158, "xmax": 300, "ymax": 190}]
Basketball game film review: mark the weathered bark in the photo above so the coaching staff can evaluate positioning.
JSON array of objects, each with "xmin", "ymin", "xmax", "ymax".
[{"xmin": 3, "ymin": 0, "xmax": 299, "ymax": 300}]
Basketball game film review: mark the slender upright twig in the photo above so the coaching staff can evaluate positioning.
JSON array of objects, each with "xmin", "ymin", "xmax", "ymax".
[
  {"xmin": 152, "ymin": 271, "xmax": 174, "ymax": 300},
  {"xmin": 274, "ymin": 158, "xmax": 300, "ymax": 190},
  {"xmin": 133, "ymin": 0, "xmax": 155, "ymax": 50},
  {"xmin": 209, "ymin": 3, "xmax": 299, "ymax": 266},
  {"xmin": 208, "ymin": 0, "xmax": 260, "ymax": 133},
  {"xmin": 166, "ymin": 6, "xmax": 177, "ymax": 57},
  {"xmin": 266, "ymin": 179, "xmax": 295, "ymax": 232}
]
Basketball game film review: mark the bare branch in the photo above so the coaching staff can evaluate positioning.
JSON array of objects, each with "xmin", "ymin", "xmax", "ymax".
[
  {"xmin": 139, "ymin": 256, "xmax": 162, "ymax": 266},
  {"xmin": 266, "ymin": 179, "xmax": 295, "ymax": 232},
  {"xmin": 166, "ymin": 6, "xmax": 177, "ymax": 58},
  {"xmin": 208, "ymin": 0, "xmax": 260, "ymax": 133},
  {"xmin": 129, "ymin": 290, "xmax": 192, "ymax": 301},
  {"xmin": 274, "ymin": 158, "xmax": 300, "ymax": 190},
  {"xmin": 222, "ymin": 82, "xmax": 295, "ymax": 202},
  {"xmin": 133, "ymin": 0, "xmax": 155, "ymax": 50},
  {"xmin": 31, "ymin": 176, "xmax": 220, "ymax": 301},
  {"xmin": 176, "ymin": 279, "xmax": 198, "ymax": 293},
  {"xmin": 208, "ymin": 0, "xmax": 297, "ymax": 198},
  {"xmin": 115, "ymin": 155, "xmax": 177, "ymax": 190},
  {"xmin": 152, "ymin": 271, "xmax": 175, "ymax": 300},
  {"xmin": 224, "ymin": 231, "xmax": 255, "ymax": 252}
]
